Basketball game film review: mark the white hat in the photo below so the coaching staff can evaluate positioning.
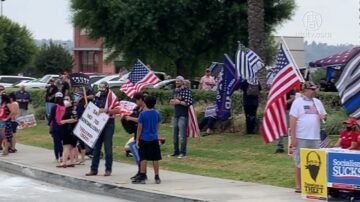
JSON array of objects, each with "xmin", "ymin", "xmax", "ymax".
[
  {"xmin": 176, "ymin": 76, "xmax": 185, "ymax": 81},
  {"xmin": 55, "ymin": 92, "xmax": 63, "ymax": 98}
]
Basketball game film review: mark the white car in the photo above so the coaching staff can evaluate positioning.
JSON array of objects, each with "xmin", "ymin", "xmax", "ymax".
[
  {"xmin": 16, "ymin": 74, "xmax": 59, "ymax": 89},
  {"xmin": 0, "ymin": 75, "xmax": 36, "ymax": 88}
]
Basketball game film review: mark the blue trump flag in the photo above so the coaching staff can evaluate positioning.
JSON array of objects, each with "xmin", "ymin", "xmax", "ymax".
[{"xmin": 216, "ymin": 54, "xmax": 242, "ymax": 121}]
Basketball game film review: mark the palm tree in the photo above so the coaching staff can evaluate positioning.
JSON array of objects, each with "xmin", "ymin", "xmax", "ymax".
[{"xmin": 247, "ymin": 0, "xmax": 266, "ymax": 87}]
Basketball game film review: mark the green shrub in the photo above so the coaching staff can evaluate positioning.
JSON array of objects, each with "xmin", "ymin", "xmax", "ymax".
[
  {"xmin": 35, "ymin": 107, "xmax": 46, "ymax": 120},
  {"xmin": 158, "ymin": 105, "xmax": 174, "ymax": 123}
]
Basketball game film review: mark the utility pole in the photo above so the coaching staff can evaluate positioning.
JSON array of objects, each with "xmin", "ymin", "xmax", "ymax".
[{"xmin": 0, "ymin": 0, "xmax": 5, "ymax": 16}]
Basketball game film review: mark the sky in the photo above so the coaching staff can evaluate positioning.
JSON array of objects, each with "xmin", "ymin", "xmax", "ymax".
[{"xmin": 1, "ymin": 0, "xmax": 359, "ymax": 45}]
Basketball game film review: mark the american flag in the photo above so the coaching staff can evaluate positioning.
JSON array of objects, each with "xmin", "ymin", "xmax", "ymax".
[
  {"xmin": 261, "ymin": 44, "xmax": 301, "ymax": 143},
  {"xmin": 95, "ymin": 89, "xmax": 120, "ymax": 118},
  {"xmin": 236, "ymin": 47, "xmax": 264, "ymax": 84},
  {"xmin": 335, "ymin": 50, "xmax": 360, "ymax": 126},
  {"xmin": 187, "ymin": 105, "xmax": 200, "ymax": 138},
  {"xmin": 120, "ymin": 59, "xmax": 160, "ymax": 98}
]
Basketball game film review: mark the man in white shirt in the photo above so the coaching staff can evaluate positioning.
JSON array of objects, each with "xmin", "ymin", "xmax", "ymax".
[{"xmin": 290, "ymin": 81, "xmax": 327, "ymax": 193}]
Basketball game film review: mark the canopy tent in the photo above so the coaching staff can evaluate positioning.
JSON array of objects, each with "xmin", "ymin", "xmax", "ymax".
[
  {"xmin": 309, "ymin": 46, "xmax": 360, "ymax": 81},
  {"xmin": 309, "ymin": 46, "xmax": 360, "ymax": 68}
]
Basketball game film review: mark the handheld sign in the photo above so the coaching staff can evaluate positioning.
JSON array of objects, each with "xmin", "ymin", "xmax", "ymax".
[
  {"xmin": 73, "ymin": 102, "xmax": 109, "ymax": 148},
  {"xmin": 70, "ymin": 73, "xmax": 90, "ymax": 87}
]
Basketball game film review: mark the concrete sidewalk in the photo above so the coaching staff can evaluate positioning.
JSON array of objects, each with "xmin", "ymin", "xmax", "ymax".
[{"xmin": 0, "ymin": 144, "xmax": 305, "ymax": 202}]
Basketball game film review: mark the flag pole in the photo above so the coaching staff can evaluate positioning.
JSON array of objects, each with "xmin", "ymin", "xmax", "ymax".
[{"xmin": 280, "ymin": 36, "xmax": 305, "ymax": 83}]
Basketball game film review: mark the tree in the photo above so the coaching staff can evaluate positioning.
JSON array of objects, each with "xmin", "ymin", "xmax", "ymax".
[
  {"xmin": 33, "ymin": 42, "xmax": 73, "ymax": 75},
  {"xmin": 0, "ymin": 16, "xmax": 37, "ymax": 75},
  {"xmin": 71, "ymin": 0, "xmax": 295, "ymax": 78}
]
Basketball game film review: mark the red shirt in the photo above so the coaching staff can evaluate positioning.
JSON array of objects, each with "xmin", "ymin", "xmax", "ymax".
[{"xmin": 339, "ymin": 130, "xmax": 360, "ymax": 149}]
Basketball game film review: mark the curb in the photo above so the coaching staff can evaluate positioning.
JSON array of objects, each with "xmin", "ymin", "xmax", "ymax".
[{"xmin": 0, "ymin": 160, "xmax": 206, "ymax": 202}]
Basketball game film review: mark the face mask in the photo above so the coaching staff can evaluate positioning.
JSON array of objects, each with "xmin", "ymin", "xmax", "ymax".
[
  {"xmin": 73, "ymin": 95, "xmax": 81, "ymax": 103},
  {"xmin": 64, "ymin": 100, "xmax": 72, "ymax": 107}
]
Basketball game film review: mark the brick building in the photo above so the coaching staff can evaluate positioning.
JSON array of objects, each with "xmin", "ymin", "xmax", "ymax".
[{"xmin": 73, "ymin": 28, "xmax": 115, "ymax": 73}]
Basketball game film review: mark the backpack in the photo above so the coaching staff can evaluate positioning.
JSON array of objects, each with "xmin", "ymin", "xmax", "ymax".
[
  {"xmin": 247, "ymin": 84, "xmax": 260, "ymax": 96},
  {"xmin": 55, "ymin": 104, "xmax": 66, "ymax": 125}
]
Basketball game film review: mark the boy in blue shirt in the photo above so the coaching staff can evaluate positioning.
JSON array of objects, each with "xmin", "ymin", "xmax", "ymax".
[{"xmin": 132, "ymin": 96, "xmax": 162, "ymax": 184}]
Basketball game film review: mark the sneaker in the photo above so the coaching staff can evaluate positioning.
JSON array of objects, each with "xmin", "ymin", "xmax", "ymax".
[
  {"xmin": 155, "ymin": 176, "xmax": 161, "ymax": 184},
  {"xmin": 130, "ymin": 173, "xmax": 139, "ymax": 180},
  {"xmin": 132, "ymin": 174, "xmax": 146, "ymax": 184},
  {"xmin": 274, "ymin": 148, "xmax": 285, "ymax": 154},
  {"xmin": 177, "ymin": 154, "xmax": 185, "ymax": 159},
  {"xmin": 167, "ymin": 153, "xmax": 179, "ymax": 157}
]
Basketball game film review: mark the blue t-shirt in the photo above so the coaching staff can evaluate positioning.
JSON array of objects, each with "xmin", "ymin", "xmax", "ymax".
[{"xmin": 138, "ymin": 110, "xmax": 161, "ymax": 141}]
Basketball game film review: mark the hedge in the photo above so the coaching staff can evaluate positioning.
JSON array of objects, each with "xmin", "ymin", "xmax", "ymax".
[{"xmin": 5, "ymin": 87, "xmax": 347, "ymax": 135}]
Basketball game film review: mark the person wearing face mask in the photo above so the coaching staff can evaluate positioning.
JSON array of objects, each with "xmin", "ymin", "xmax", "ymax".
[
  {"xmin": 56, "ymin": 95, "xmax": 78, "ymax": 168},
  {"xmin": 86, "ymin": 81, "xmax": 120, "ymax": 177},
  {"xmin": 333, "ymin": 118, "xmax": 360, "ymax": 150},
  {"xmin": 48, "ymin": 92, "xmax": 65, "ymax": 163}
]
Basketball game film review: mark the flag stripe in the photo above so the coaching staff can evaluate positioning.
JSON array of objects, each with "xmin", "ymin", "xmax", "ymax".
[
  {"xmin": 236, "ymin": 48, "xmax": 264, "ymax": 84},
  {"xmin": 261, "ymin": 44, "xmax": 301, "ymax": 143}
]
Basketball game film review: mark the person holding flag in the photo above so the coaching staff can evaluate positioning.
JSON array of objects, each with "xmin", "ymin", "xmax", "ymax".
[
  {"xmin": 85, "ymin": 81, "xmax": 120, "ymax": 177},
  {"xmin": 169, "ymin": 76, "xmax": 193, "ymax": 159}
]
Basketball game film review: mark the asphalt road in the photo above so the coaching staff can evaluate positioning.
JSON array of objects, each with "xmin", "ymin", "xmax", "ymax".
[{"xmin": 0, "ymin": 170, "xmax": 132, "ymax": 202}]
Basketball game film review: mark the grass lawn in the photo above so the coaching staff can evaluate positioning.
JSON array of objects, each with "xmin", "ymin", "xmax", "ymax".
[{"xmin": 16, "ymin": 120, "xmax": 338, "ymax": 188}]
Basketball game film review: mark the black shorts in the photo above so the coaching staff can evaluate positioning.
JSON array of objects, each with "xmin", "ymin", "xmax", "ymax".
[
  {"xmin": 139, "ymin": 140, "xmax": 162, "ymax": 161},
  {"xmin": 63, "ymin": 132, "xmax": 78, "ymax": 147},
  {"xmin": 11, "ymin": 121, "xmax": 18, "ymax": 133}
]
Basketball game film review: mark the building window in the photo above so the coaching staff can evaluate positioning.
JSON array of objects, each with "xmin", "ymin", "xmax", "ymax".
[{"xmin": 80, "ymin": 51, "xmax": 97, "ymax": 72}]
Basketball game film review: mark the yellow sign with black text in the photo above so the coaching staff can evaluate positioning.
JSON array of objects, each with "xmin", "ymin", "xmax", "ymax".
[{"xmin": 301, "ymin": 148, "xmax": 327, "ymax": 201}]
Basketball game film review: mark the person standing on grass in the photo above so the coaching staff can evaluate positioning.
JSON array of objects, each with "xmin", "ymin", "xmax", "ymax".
[
  {"xmin": 132, "ymin": 96, "xmax": 162, "ymax": 184},
  {"xmin": 15, "ymin": 85, "xmax": 31, "ymax": 117},
  {"xmin": 199, "ymin": 69, "xmax": 216, "ymax": 91},
  {"xmin": 85, "ymin": 81, "xmax": 120, "ymax": 177},
  {"xmin": 290, "ymin": 81, "xmax": 327, "ymax": 193},
  {"xmin": 57, "ymin": 95, "xmax": 78, "ymax": 168},
  {"xmin": 45, "ymin": 79, "xmax": 58, "ymax": 120},
  {"xmin": 0, "ymin": 86, "xmax": 6, "ymax": 152},
  {"xmin": 48, "ymin": 92, "xmax": 65, "ymax": 163},
  {"xmin": 169, "ymin": 76, "xmax": 193, "ymax": 159},
  {"xmin": 8, "ymin": 93, "xmax": 19, "ymax": 153},
  {"xmin": 1, "ymin": 94, "xmax": 14, "ymax": 156}
]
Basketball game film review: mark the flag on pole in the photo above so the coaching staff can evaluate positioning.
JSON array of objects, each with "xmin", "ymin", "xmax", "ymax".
[
  {"xmin": 120, "ymin": 59, "xmax": 160, "ymax": 98},
  {"xmin": 216, "ymin": 54, "xmax": 242, "ymax": 121},
  {"xmin": 261, "ymin": 44, "xmax": 302, "ymax": 143},
  {"xmin": 236, "ymin": 47, "xmax": 264, "ymax": 84},
  {"xmin": 335, "ymin": 50, "xmax": 360, "ymax": 125}
]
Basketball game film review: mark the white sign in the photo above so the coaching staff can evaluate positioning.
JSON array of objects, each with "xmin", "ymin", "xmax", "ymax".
[
  {"xmin": 119, "ymin": 101, "xmax": 137, "ymax": 116},
  {"xmin": 16, "ymin": 114, "xmax": 37, "ymax": 129},
  {"xmin": 73, "ymin": 102, "xmax": 109, "ymax": 148}
]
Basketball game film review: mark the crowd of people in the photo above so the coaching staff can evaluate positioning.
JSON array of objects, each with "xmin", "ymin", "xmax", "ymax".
[{"xmin": 1, "ymin": 70, "xmax": 359, "ymax": 190}]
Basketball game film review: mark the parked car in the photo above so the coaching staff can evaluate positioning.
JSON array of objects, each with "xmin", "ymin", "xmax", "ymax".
[
  {"xmin": 92, "ymin": 74, "xmax": 120, "ymax": 88},
  {"xmin": 0, "ymin": 75, "xmax": 36, "ymax": 87},
  {"xmin": 97, "ymin": 71, "xmax": 170, "ymax": 89},
  {"xmin": 15, "ymin": 74, "xmax": 59, "ymax": 89},
  {"xmin": 147, "ymin": 79, "xmax": 199, "ymax": 90}
]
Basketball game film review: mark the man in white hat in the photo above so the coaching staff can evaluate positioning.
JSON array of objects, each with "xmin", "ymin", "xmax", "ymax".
[{"xmin": 169, "ymin": 76, "xmax": 193, "ymax": 159}]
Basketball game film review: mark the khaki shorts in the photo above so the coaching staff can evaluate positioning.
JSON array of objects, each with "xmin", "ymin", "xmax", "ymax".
[{"xmin": 294, "ymin": 138, "xmax": 320, "ymax": 168}]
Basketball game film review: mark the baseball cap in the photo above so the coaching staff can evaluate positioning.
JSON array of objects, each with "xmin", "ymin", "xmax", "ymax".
[
  {"xmin": 176, "ymin": 76, "xmax": 185, "ymax": 81},
  {"xmin": 304, "ymin": 81, "xmax": 317, "ymax": 89},
  {"xmin": 98, "ymin": 81, "xmax": 109, "ymax": 92},
  {"xmin": 343, "ymin": 118, "xmax": 358, "ymax": 126},
  {"xmin": 55, "ymin": 92, "xmax": 63, "ymax": 98}
]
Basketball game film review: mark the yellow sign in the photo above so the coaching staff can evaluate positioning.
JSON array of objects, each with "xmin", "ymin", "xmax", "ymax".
[{"xmin": 300, "ymin": 148, "xmax": 327, "ymax": 201}]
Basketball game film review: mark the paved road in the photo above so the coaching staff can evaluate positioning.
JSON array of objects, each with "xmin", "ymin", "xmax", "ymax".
[{"xmin": 0, "ymin": 170, "xmax": 131, "ymax": 202}]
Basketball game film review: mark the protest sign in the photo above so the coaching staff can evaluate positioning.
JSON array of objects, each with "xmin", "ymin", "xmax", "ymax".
[
  {"xmin": 16, "ymin": 114, "xmax": 37, "ymax": 129},
  {"xmin": 73, "ymin": 102, "xmax": 109, "ymax": 148},
  {"xmin": 70, "ymin": 73, "xmax": 90, "ymax": 87}
]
